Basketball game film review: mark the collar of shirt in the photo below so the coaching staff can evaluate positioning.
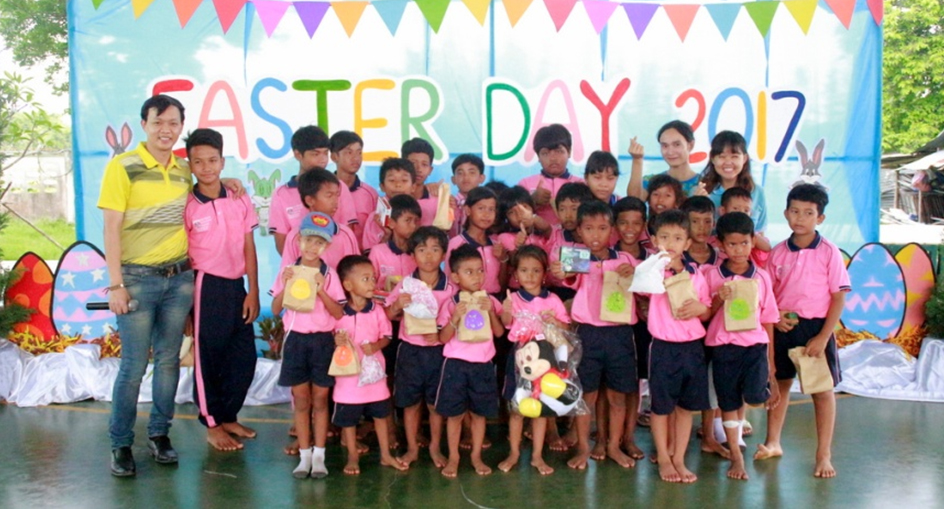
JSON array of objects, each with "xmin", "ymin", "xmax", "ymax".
[
  {"xmin": 287, "ymin": 175, "xmax": 299, "ymax": 189},
  {"xmin": 412, "ymin": 269, "xmax": 448, "ymax": 291},
  {"xmin": 294, "ymin": 258, "xmax": 329, "ymax": 277},
  {"xmin": 462, "ymin": 230, "xmax": 492, "ymax": 248},
  {"xmin": 719, "ymin": 260, "xmax": 756, "ymax": 279},
  {"xmin": 562, "ymin": 228, "xmax": 577, "ymax": 243},
  {"xmin": 192, "ymin": 185, "xmax": 227, "ymax": 204},
  {"xmin": 668, "ymin": 262, "xmax": 697, "ymax": 276},
  {"xmin": 349, "ymin": 175, "xmax": 362, "ymax": 192},
  {"xmin": 541, "ymin": 169, "xmax": 571, "ymax": 179},
  {"xmin": 683, "ymin": 247, "xmax": 718, "ymax": 267},
  {"xmin": 388, "ymin": 239, "xmax": 406, "ymax": 255},
  {"xmin": 136, "ymin": 142, "xmax": 184, "ymax": 171},
  {"xmin": 517, "ymin": 288, "xmax": 550, "ymax": 301},
  {"xmin": 343, "ymin": 300, "xmax": 374, "ymax": 316},
  {"xmin": 590, "ymin": 248, "xmax": 619, "ymax": 262},
  {"xmin": 787, "ymin": 231, "xmax": 822, "ymax": 252}
]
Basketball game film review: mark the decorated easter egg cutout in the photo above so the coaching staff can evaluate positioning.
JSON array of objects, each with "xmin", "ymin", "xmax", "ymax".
[
  {"xmin": 464, "ymin": 310, "xmax": 485, "ymax": 330},
  {"xmin": 604, "ymin": 291, "xmax": 626, "ymax": 313},
  {"xmin": 334, "ymin": 345, "xmax": 354, "ymax": 366},
  {"xmin": 6, "ymin": 252, "xmax": 56, "ymax": 340},
  {"xmin": 290, "ymin": 279, "xmax": 311, "ymax": 300},
  {"xmin": 840, "ymin": 249, "xmax": 852, "ymax": 267},
  {"xmin": 728, "ymin": 298, "xmax": 751, "ymax": 320},
  {"xmin": 519, "ymin": 397, "xmax": 543, "ymax": 418},
  {"xmin": 894, "ymin": 243, "xmax": 936, "ymax": 335},
  {"xmin": 52, "ymin": 241, "xmax": 116, "ymax": 339},
  {"xmin": 842, "ymin": 243, "xmax": 905, "ymax": 339}
]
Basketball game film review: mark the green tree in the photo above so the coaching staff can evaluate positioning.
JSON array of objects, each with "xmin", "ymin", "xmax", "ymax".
[
  {"xmin": 883, "ymin": 0, "xmax": 944, "ymax": 153},
  {"xmin": 0, "ymin": 0, "xmax": 68, "ymax": 95}
]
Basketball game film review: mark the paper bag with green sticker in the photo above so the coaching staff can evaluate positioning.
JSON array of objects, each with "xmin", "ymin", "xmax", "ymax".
[
  {"xmin": 723, "ymin": 279, "xmax": 759, "ymax": 332},
  {"xmin": 282, "ymin": 265, "xmax": 320, "ymax": 312},
  {"xmin": 600, "ymin": 271, "xmax": 634, "ymax": 324},
  {"xmin": 664, "ymin": 271, "xmax": 698, "ymax": 319},
  {"xmin": 458, "ymin": 290, "xmax": 493, "ymax": 342}
]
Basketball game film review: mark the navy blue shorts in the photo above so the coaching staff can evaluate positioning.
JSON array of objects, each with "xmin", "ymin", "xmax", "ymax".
[
  {"xmin": 435, "ymin": 358, "xmax": 498, "ymax": 418},
  {"xmin": 710, "ymin": 344, "xmax": 770, "ymax": 412},
  {"xmin": 649, "ymin": 339, "xmax": 709, "ymax": 415},
  {"xmin": 332, "ymin": 399, "xmax": 392, "ymax": 428},
  {"xmin": 278, "ymin": 331, "xmax": 335, "ymax": 388},
  {"xmin": 393, "ymin": 342, "xmax": 444, "ymax": 408},
  {"xmin": 576, "ymin": 323, "xmax": 637, "ymax": 394},
  {"xmin": 774, "ymin": 317, "xmax": 841, "ymax": 386},
  {"xmin": 632, "ymin": 320, "xmax": 653, "ymax": 379}
]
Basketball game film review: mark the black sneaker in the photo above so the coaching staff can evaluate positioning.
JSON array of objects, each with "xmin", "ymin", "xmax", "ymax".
[
  {"xmin": 147, "ymin": 435, "xmax": 179, "ymax": 464},
  {"xmin": 111, "ymin": 447, "xmax": 136, "ymax": 477}
]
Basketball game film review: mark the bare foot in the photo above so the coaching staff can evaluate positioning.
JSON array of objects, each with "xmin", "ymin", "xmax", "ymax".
[
  {"xmin": 498, "ymin": 453, "xmax": 519, "ymax": 472},
  {"xmin": 701, "ymin": 439, "xmax": 731, "ymax": 459},
  {"xmin": 623, "ymin": 440, "xmax": 645, "ymax": 460},
  {"xmin": 459, "ymin": 437, "xmax": 472, "ymax": 451},
  {"xmin": 753, "ymin": 443, "xmax": 783, "ymax": 461},
  {"xmin": 741, "ymin": 420, "xmax": 753, "ymax": 437},
  {"xmin": 356, "ymin": 421, "xmax": 374, "ymax": 440},
  {"xmin": 658, "ymin": 458, "xmax": 681, "ymax": 482},
  {"xmin": 607, "ymin": 444, "xmax": 635, "ymax": 468},
  {"xmin": 481, "ymin": 437, "xmax": 492, "ymax": 450},
  {"xmin": 590, "ymin": 441, "xmax": 606, "ymax": 461},
  {"xmin": 636, "ymin": 411, "xmax": 651, "ymax": 428},
  {"xmin": 283, "ymin": 439, "xmax": 300, "ymax": 456},
  {"xmin": 814, "ymin": 458, "xmax": 836, "ymax": 478},
  {"xmin": 727, "ymin": 458, "xmax": 749, "ymax": 480},
  {"xmin": 429, "ymin": 447, "xmax": 448, "ymax": 468},
  {"xmin": 471, "ymin": 458, "xmax": 492, "ymax": 476},
  {"xmin": 341, "ymin": 435, "xmax": 370, "ymax": 455},
  {"xmin": 400, "ymin": 448, "xmax": 419, "ymax": 466},
  {"xmin": 344, "ymin": 457, "xmax": 361, "ymax": 475},
  {"xmin": 649, "ymin": 453, "xmax": 658, "ymax": 464},
  {"xmin": 562, "ymin": 428, "xmax": 578, "ymax": 449},
  {"xmin": 441, "ymin": 459, "xmax": 459, "ymax": 478},
  {"xmin": 674, "ymin": 461, "xmax": 697, "ymax": 483},
  {"xmin": 567, "ymin": 448, "xmax": 591, "ymax": 470},
  {"xmin": 208, "ymin": 426, "xmax": 243, "ymax": 451},
  {"xmin": 547, "ymin": 437, "xmax": 571, "ymax": 452},
  {"xmin": 417, "ymin": 434, "xmax": 430, "ymax": 448},
  {"xmin": 381, "ymin": 455, "xmax": 409, "ymax": 471},
  {"xmin": 287, "ymin": 425, "xmax": 297, "ymax": 438},
  {"xmin": 222, "ymin": 422, "xmax": 256, "ymax": 439},
  {"xmin": 531, "ymin": 457, "xmax": 555, "ymax": 475}
]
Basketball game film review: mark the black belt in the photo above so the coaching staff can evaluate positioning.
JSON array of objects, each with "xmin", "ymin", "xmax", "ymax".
[{"xmin": 123, "ymin": 259, "xmax": 192, "ymax": 278}]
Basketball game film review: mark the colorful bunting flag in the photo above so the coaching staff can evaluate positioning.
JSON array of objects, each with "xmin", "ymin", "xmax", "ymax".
[
  {"xmin": 414, "ymin": 0, "xmax": 451, "ymax": 32},
  {"xmin": 92, "ymin": 0, "xmax": 106, "ymax": 8},
  {"xmin": 332, "ymin": 1, "xmax": 369, "ymax": 37},
  {"xmin": 213, "ymin": 0, "xmax": 247, "ymax": 33},
  {"xmin": 172, "ymin": 0, "xmax": 203, "ymax": 28},
  {"xmin": 584, "ymin": 0, "xmax": 619, "ymax": 34},
  {"xmin": 373, "ymin": 0, "xmax": 410, "ymax": 34},
  {"xmin": 544, "ymin": 0, "xmax": 579, "ymax": 31},
  {"xmin": 783, "ymin": 0, "xmax": 816, "ymax": 33},
  {"xmin": 294, "ymin": 1, "xmax": 330, "ymax": 37},
  {"xmin": 663, "ymin": 4, "xmax": 700, "ymax": 41},
  {"xmin": 254, "ymin": 0, "xmax": 291, "ymax": 36},
  {"xmin": 622, "ymin": 3, "xmax": 659, "ymax": 40},
  {"xmin": 744, "ymin": 1, "xmax": 779, "ymax": 37},
  {"xmin": 462, "ymin": 0, "xmax": 491, "ymax": 25},
  {"xmin": 866, "ymin": 0, "xmax": 883, "ymax": 25},
  {"xmin": 823, "ymin": 0, "xmax": 855, "ymax": 29},
  {"xmin": 132, "ymin": 0, "xmax": 156, "ymax": 18},
  {"xmin": 704, "ymin": 3, "xmax": 740, "ymax": 40},
  {"xmin": 503, "ymin": 0, "xmax": 534, "ymax": 27}
]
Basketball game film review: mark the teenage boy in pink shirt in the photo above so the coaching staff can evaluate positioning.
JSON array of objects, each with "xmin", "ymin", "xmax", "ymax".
[
  {"xmin": 368, "ymin": 194, "xmax": 420, "ymax": 292},
  {"xmin": 519, "ymin": 124, "xmax": 584, "ymax": 227},
  {"xmin": 330, "ymin": 131, "xmax": 378, "ymax": 250},
  {"xmin": 183, "ymin": 129, "xmax": 260, "ymax": 452},
  {"xmin": 362, "ymin": 158, "xmax": 417, "ymax": 251},
  {"xmin": 403, "ymin": 138, "xmax": 449, "ymax": 226},
  {"xmin": 704, "ymin": 212, "xmax": 780, "ymax": 481},
  {"xmin": 756, "ymin": 184, "xmax": 850, "ymax": 479},
  {"xmin": 544, "ymin": 182, "xmax": 595, "ymax": 301}
]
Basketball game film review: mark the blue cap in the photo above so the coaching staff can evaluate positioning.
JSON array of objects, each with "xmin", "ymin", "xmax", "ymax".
[{"xmin": 299, "ymin": 212, "xmax": 335, "ymax": 242}]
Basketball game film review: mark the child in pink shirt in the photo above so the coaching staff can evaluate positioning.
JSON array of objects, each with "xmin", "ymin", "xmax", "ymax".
[
  {"xmin": 496, "ymin": 186, "xmax": 550, "ymax": 290},
  {"xmin": 403, "ymin": 138, "xmax": 457, "ymax": 227},
  {"xmin": 451, "ymin": 154, "xmax": 487, "ymax": 235},
  {"xmin": 681, "ymin": 196, "xmax": 724, "ymax": 269},
  {"xmin": 518, "ymin": 124, "xmax": 585, "ymax": 227},
  {"xmin": 330, "ymin": 131, "xmax": 379, "ymax": 250},
  {"xmin": 545, "ymin": 182, "xmax": 596, "ymax": 300},
  {"xmin": 445, "ymin": 187, "xmax": 507, "ymax": 295},
  {"xmin": 368, "ymin": 194, "xmax": 420, "ymax": 292},
  {"xmin": 362, "ymin": 158, "xmax": 417, "ymax": 251},
  {"xmin": 331, "ymin": 255, "xmax": 408, "ymax": 475},
  {"xmin": 720, "ymin": 187, "xmax": 772, "ymax": 268},
  {"xmin": 639, "ymin": 174, "xmax": 684, "ymax": 252}
]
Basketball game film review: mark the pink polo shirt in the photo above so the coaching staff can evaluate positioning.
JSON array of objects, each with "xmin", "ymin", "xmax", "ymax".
[
  {"xmin": 386, "ymin": 270, "xmax": 457, "ymax": 347},
  {"xmin": 184, "ymin": 189, "xmax": 258, "ymax": 280},
  {"xmin": 704, "ymin": 262, "xmax": 780, "ymax": 347},
  {"xmin": 343, "ymin": 175, "xmax": 379, "ymax": 250},
  {"xmin": 280, "ymin": 220, "xmax": 360, "ymax": 270},
  {"xmin": 546, "ymin": 226, "xmax": 582, "ymax": 287},
  {"xmin": 418, "ymin": 187, "xmax": 439, "ymax": 227},
  {"xmin": 564, "ymin": 249, "xmax": 638, "ymax": 326},
  {"xmin": 361, "ymin": 211, "xmax": 387, "ymax": 252},
  {"xmin": 497, "ymin": 231, "xmax": 546, "ymax": 290},
  {"xmin": 683, "ymin": 246, "xmax": 724, "ymax": 269},
  {"xmin": 333, "ymin": 301, "xmax": 392, "ymax": 404},
  {"xmin": 767, "ymin": 232, "xmax": 851, "ymax": 319},
  {"xmin": 438, "ymin": 293, "xmax": 503, "ymax": 363},
  {"xmin": 268, "ymin": 176, "xmax": 356, "ymax": 236},
  {"xmin": 506, "ymin": 288, "xmax": 570, "ymax": 341},
  {"xmin": 445, "ymin": 232, "xmax": 503, "ymax": 295},
  {"xmin": 647, "ymin": 264, "xmax": 711, "ymax": 342},
  {"xmin": 368, "ymin": 240, "xmax": 417, "ymax": 292},
  {"xmin": 272, "ymin": 261, "xmax": 346, "ymax": 334},
  {"xmin": 518, "ymin": 171, "xmax": 585, "ymax": 227}
]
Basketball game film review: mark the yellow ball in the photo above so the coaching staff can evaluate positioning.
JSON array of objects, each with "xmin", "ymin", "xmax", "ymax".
[
  {"xmin": 519, "ymin": 398, "xmax": 543, "ymax": 418},
  {"xmin": 540, "ymin": 373, "xmax": 566, "ymax": 399}
]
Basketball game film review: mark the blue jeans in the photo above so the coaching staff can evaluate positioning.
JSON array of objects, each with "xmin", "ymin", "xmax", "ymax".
[{"xmin": 108, "ymin": 268, "xmax": 194, "ymax": 449}]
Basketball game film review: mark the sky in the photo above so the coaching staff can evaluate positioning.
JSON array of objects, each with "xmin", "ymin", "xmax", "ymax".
[{"xmin": 0, "ymin": 36, "xmax": 71, "ymax": 116}]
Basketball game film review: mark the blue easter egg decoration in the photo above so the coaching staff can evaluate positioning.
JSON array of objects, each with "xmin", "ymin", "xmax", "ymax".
[{"xmin": 842, "ymin": 243, "xmax": 905, "ymax": 339}]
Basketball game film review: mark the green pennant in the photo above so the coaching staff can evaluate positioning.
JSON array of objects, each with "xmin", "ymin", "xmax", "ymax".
[
  {"xmin": 744, "ymin": 1, "xmax": 780, "ymax": 37},
  {"xmin": 414, "ymin": 0, "xmax": 451, "ymax": 32},
  {"xmin": 92, "ymin": 0, "xmax": 106, "ymax": 8}
]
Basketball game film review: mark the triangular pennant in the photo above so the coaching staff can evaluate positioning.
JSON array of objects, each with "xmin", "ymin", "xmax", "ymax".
[
  {"xmin": 373, "ymin": 0, "xmax": 410, "ymax": 34},
  {"xmin": 704, "ymin": 3, "xmax": 740, "ymax": 40},
  {"xmin": 131, "ymin": 0, "xmax": 156, "ymax": 18},
  {"xmin": 172, "ymin": 0, "xmax": 203, "ymax": 27},
  {"xmin": 462, "ymin": 0, "xmax": 492, "ymax": 25},
  {"xmin": 503, "ymin": 0, "xmax": 534, "ymax": 27},
  {"xmin": 622, "ymin": 3, "xmax": 659, "ymax": 39},
  {"xmin": 744, "ymin": 1, "xmax": 779, "ymax": 37},
  {"xmin": 254, "ymin": 0, "xmax": 291, "ymax": 36},
  {"xmin": 866, "ymin": 0, "xmax": 883, "ymax": 25},
  {"xmin": 414, "ymin": 0, "xmax": 451, "ymax": 32},
  {"xmin": 294, "ymin": 1, "xmax": 331, "ymax": 37},
  {"xmin": 583, "ymin": 0, "xmax": 619, "ymax": 34},
  {"xmin": 783, "ymin": 0, "xmax": 817, "ymax": 34},
  {"xmin": 823, "ymin": 0, "xmax": 855, "ymax": 28},
  {"xmin": 544, "ymin": 0, "xmax": 579, "ymax": 31},
  {"xmin": 92, "ymin": 0, "xmax": 106, "ymax": 8},
  {"xmin": 331, "ymin": 1, "xmax": 369, "ymax": 37},
  {"xmin": 214, "ymin": 0, "xmax": 248, "ymax": 33},
  {"xmin": 663, "ymin": 4, "xmax": 700, "ymax": 41}
]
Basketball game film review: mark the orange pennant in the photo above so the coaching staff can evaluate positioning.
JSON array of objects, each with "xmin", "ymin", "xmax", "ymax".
[
  {"xmin": 331, "ymin": 1, "xmax": 369, "ymax": 37},
  {"xmin": 462, "ymin": 0, "xmax": 491, "ymax": 25},
  {"xmin": 662, "ymin": 4, "xmax": 700, "ymax": 41},
  {"xmin": 503, "ymin": 0, "xmax": 534, "ymax": 27},
  {"xmin": 172, "ymin": 0, "xmax": 203, "ymax": 28},
  {"xmin": 131, "ymin": 0, "xmax": 156, "ymax": 18}
]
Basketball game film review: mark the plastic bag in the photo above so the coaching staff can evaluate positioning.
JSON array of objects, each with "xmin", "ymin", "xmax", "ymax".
[
  {"xmin": 628, "ymin": 250, "xmax": 671, "ymax": 294},
  {"xmin": 508, "ymin": 311, "xmax": 588, "ymax": 418},
  {"xmin": 400, "ymin": 277, "xmax": 438, "ymax": 319},
  {"xmin": 358, "ymin": 351, "xmax": 386, "ymax": 387}
]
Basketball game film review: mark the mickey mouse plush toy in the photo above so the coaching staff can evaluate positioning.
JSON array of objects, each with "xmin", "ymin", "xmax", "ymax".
[{"xmin": 514, "ymin": 339, "xmax": 581, "ymax": 418}]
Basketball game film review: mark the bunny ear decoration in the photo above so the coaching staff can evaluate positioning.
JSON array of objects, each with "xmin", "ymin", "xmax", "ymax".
[
  {"xmin": 270, "ymin": 168, "xmax": 281, "ymax": 185},
  {"xmin": 105, "ymin": 126, "xmax": 118, "ymax": 151},
  {"xmin": 811, "ymin": 139, "xmax": 825, "ymax": 167},
  {"xmin": 795, "ymin": 140, "xmax": 809, "ymax": 167},
  {"xmin": 247, "ymin": 169, "xmax": 260, "ymax": 185},
  {"xmin": 120, "ymin": 122, "xmax": 133, "ymax": 150}
]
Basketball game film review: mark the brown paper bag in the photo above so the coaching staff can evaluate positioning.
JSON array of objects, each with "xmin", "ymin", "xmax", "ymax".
[
  {"xmin": 723, "ymin": 279, "xmax": 759, "ymax": 332},
  {"xmin": 283, "ymin": 266, "xmax": 321, "ymax": 312},
  {"xmin": 432, "ymin": 181, "xmax": 454, "ymax": 231},
  {"xmin": 664, "ymin": 271, "xmax": 698, "ymax": 319},
  {"xmin": 457, "ymin": 291, "xmax": 493, "ymax": 342},
  {"xmin": 787, "ymin": 346, "xmax": 834, "ymax": 394},
  {"xmin": 328, "ymin": 333, "xmax": 360, "ymax": 376},
  {"xmin": 600, "ymin": 271, "xmax": 634, "ymax": 324},
  {"xmin": 404, "ymin": 312, "xmax": 438, "ymax": 336}
]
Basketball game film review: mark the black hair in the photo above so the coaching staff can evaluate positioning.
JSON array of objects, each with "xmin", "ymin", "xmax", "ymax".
[
  {"xmin": 701, "ymin": 130, "xmax": 754, "ymax": 193},
  {"xmin": 555, "ymin": 182, "xmax": 595, "ymax": 208},
  {"xmin": 337, "ymin": 254, "xmax": 373, "ymax": 283},
  {"xmin": 452, "ymin": 154, "xmax": 485, "ymax": 175},
  {"xmin": 379, "ymin": 157, "xmax": 416, "ymax": 183},
  {"xmin": 650, "ymin": 209, "xmax": 690, "ymax": 236},
  {"xmin": 463, "ymin": 186, "xmax": 498, "ymax": 230},
  {"xmin": 577, "ymin": 200, "xmax": 614, "ymax": 226},
  {"xmin": 329, "ymin": 130, "xmax": 363, "ymax": 153},
  {"xmin": 141, "ymin": 94, "xmax": 185, "ymax": 122},
  {"xmin": 390, "ymin": 194, "xmax": 422, "ymax": 221},
  {"xmin": 484, "ymin": 180, "xmax": 509, "ymax": 195},
  {"xmin": 409, "ymin": 226, "xmax": 449, "ymax": 253},
  {"xmin": 681, "ymin": 196, "xmax": 715, "ymax": 215},
  {"xmin": 585, "ymin": 150, "xmax": 620, "ymax": 177},
  {"xmin": 657, "ymin": 120, "xmax": 695, "ymax": 144},
  {"xmin": 533, "ymin": 124, "xmax": 572, "ymax": 153},
  {"xmin": 612, "ymin": 196, "xmax": 648, "ymax": 223},
  {"xmin": 647, "ymin": 174, "xmax": 683, "ymax": 207},
  {"xmin": 787, "ymin": 183, "xmax": 829, "ymax": 215},
  {"xmin": 401, "ymin": 137, "xmax": 435, "ymax": 161},
  {"xmin": 184, "ymin": 128, "xmax": 222, "ymax": 159},
  {"xmin": 511, "ymin": 244, "xmax": 549, "ymax": 271},
  {"xmin": 720, "ymin": 186, "xmax": 753, "ymax": 208},
  {"xmin": 297, "ymin": 167, "xmax": 340, "ymax": 201},
  {"xmin": 291, "ymin": 125, "xmax": 330, "ymax": 153},
  {"xmin": 497, "ymin": 186, "xmax": 535, "ymax": 233},
  {"xmin": 716, "ymin": 212, "xmax": 755, "ymax": 241},
  {"xmin": 448, "ymin": 243, "xmax": 483, "ymax": 273}
]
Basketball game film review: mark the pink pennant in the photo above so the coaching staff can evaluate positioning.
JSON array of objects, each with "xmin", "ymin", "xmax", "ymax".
[
  {"xmin": 213, "ymin": 0, "xmax": 247, "ymax": 33},
  {"xmin": 254, "ymin": 0, "xmax": 291, "ymax": 36},
  {"xmin": 543, "ymin": 0, "xmax": 579, "ymax": 31},
  {"xmin": 866, "ymin": 0, "xmax": 883, "ymax": 25},
  {"xmin": 662, "ymin": 4, "xmax": 700, "ymax": 41},
  {"xmin": 823, "ymin": 0, "xmax": 855, "ymax": 29},
  {"xmin": 583, "ymin": 0, "xmax": 618, "ymax": 34},
  {"xmin": 172, "ymin": 0, "xmax": 204, "ymax": 28},
  {"xmin": 294, "ymin": 1, "xmax": 330, "ymax": 37}
]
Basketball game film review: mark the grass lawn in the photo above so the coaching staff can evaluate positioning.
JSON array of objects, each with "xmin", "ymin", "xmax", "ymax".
[{"xmin": 1, "ymin": 218, "xmax": 76, "ymax": 261}]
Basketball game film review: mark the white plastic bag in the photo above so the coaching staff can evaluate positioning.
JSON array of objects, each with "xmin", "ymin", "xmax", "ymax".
[
  {"xmin": 400, "ymin": 277, "xmax": 438, "ymax": 319},
  {"xmin": 358, "ymin": 352, "xmax": 386, "ymax": 387},
  {"xmin": 628, "ymin": 250, "xmax": 671, "ymax": 294}
]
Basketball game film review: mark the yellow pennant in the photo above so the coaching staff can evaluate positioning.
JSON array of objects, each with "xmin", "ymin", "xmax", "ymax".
[
  {"xmin": 783, "ymin": 0, "xmax": 818, "ymax": 34},
  {"xmin": 132, "ymin": 0, "xmax": 156, "ymax": 18},
  {"xmin": 462, "ymin": 0, "xmax": 492, "ymax": 25}
]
